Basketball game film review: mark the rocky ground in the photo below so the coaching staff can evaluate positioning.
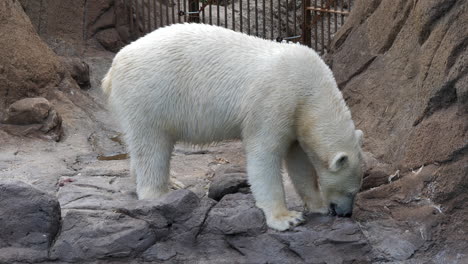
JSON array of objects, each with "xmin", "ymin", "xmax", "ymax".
[{"xmin": 0, "ymin": 0, "xmax": 467, "ymax": 263}]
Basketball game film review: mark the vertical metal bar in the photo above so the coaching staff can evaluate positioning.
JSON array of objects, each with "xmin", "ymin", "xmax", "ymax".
[
  {"xmin": 240, "ymin": 0, "xmax": 243, "ymax": 32},
  {"xmin": 217, "ymin": 1, "xmax": 220, "ymax": 25},
  {"xmin": 166, "ymin": 0, "xmax": 170, "ymax": 26},
  {"xmin": 172, "ymin": 0, "xmax": 175, "ymax": 24},
  {"xmin": 302, "ymin": 0, "xmax": 311, "ymax": 46},
  {"xmin": 183, "ymin": 0, "xmax": 187, "ymax": 22},
  {"xmin": 224, "ymin": 0, "xmax": 228, "ymax": 28},
  {"xmin": 148, "ymin": 0, "xmax": 152, "ymax": 32},
  {"xmin": 286, "ymin": 0, "xmax": 289, "ymax": 38},
  {"xmin": 135, "ymin": 0, "xmax": 140, "ymax": 37},
  {"xmin": 247, "ymin": 0, "xmax": 251, "ymax": 34},
  {"xmin": 293, "ymin": 0, "xmax": 297, "ymax": 36},
  {"xmin": 314, "ymin": 0, "xmax": 318, "ymax": 51},
  {"xmin": 209, "ymin": 2, "xmax": 212, "ymax": 25},
  {"xmin": 188, "ymin": 0, "xmax": 199, "ymax": 23},
  {"xmin": 340, "ymin": 0, "xmax": 344, "ymax": 25},
  {"xmin": 255, "ymin": 0, "xmax": 258, "ymax": 36},
  {"xmin": 321, "ymin": 0, "xmax": 324, "ymax": 54},
  {"xmin": 177, "ymin": 0, "xmax": 181, "ymax": 23},
  {"xmin": 129, "ymin": 0, "xmax": 134, "ymax": 39},
  {"xmin": 334, "ymin": 0, "xmax": 337, "ymax": 33},
  {"xmin": 153, "ymin": 0, "xmax": 158, "ymax": 29},
  {"xmin": 201, "ymin": 1, "xmax": 205, "ymax": 23},
  {"xmin": 141, "ymin": 0, "xmax": 145, "ymax": 33},
  {"xmin": 232, "ymin": 0, "xmax": 235, "ymax": 31},
  {"xmin": 278, "ymin": 0, "xmax": 281, "ymax": 39},
  {"xmin": 270, "ymin": 0, "xmax": 273, "ymax": 39},
  {"xmin": 348, "ymin": 0, "xmax": 351, "ymax": 12},
  {"xmin": 160, "ymin": 0, "xmax": 164, "ymax": 25},
  {"xmin": 262, "ymin": 0, "xmax": 266, "ymax": 37},
  {"xmin": 327, "ymin": 0, "xmax": 331, "ymax": 50}
]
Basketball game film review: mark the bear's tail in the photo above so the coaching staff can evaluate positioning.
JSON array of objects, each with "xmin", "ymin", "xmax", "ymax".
[{"xmin": 101, "ymin": 67, "xmax": 113, "ymax": 97}]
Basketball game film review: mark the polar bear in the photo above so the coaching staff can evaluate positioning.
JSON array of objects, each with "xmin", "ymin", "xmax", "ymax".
[{"xmin": 102, "ymin": 23, "xmax": 363, "ymax": 231}]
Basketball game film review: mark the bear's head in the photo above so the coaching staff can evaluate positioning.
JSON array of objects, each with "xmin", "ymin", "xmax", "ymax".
[
  {"xmin": 299, "ymin": 125, "xmax": 364, "ymax": 217},
  {"xmin": 315, "ymin": 129, "xmax": 364, "ymax": 217}
]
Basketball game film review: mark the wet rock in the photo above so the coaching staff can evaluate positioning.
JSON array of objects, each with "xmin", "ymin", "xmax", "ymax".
[
  {"xmin": 0, "ymin": 180, "xmax": 60, "ymax": 263},
  {"xmin": 203, "ymin": 193, "xmax": 267, "ymax": 236},
  {"xmin": 208, "ymin": 172, "xmax": 250, "ymax": 201},
  {"xmin": 60, "ymin": 56, "xmax": 91, "ymax": 89},
  {"xmin": 50, "ymin": 210, "xmax": 156, "ymax": 262}
]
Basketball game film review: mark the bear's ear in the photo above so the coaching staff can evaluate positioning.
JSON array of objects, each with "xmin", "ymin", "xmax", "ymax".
[
  {"xmin": 355, "ymin": 129, "xmax": 364, "ymax": 147},
  {"xmin": 329, "ymin": 152, "xmax": 348, "ymax": 172}
]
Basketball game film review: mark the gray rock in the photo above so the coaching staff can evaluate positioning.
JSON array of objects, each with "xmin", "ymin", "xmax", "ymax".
[
  {"xmin": 0, "ymin": 180, "xmax": 60, "ymax": 263},
  {"xmin": 208, "ymin": 172, "xmax": 250, "ymax": 201},
  {"xmin": 273, "ymin": 216, "xmax": 372, "ymax": 263},
  {"xmin": 60, "ymin": 56, "xmax": 91, "ymax": 89},
  {"xmin": 203, "ymin": 193, "xmax": 267, "ymax": 236},
  {"xmin": 50, "ymin": 210, "xmax": 156, "ymax": 262},
  {"xmin": 3, "ymin": 97, "xmax": 51, "ymax": 125}
]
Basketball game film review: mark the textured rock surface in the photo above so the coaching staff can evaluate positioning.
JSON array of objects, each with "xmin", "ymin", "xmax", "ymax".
[
  {"xmin": 0, "ymin": 180, "xmax": 61, "ymax": 263},
  {"xmin": 327, "ymin": 0, "xmax": 468, "ymax": 261},
  {"xmin": 60, "ymin": 57, "xmax": 91, "ymax": 89},
  {"xmin": 0, "ymin": 0, "xmax": 62, "ymax": 117},
  {"xmin": 208, "ymin": 172, "xmax": 249, "ymax": 201}
]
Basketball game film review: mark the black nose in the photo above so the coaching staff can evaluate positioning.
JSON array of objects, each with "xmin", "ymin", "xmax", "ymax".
[
  {"xmin": 329, "ymin": 203, "xmax": 337, "ymax": 216},
  {"xmin": 329, "ymin": 203, "xmax": 353, "ymax": 217}
]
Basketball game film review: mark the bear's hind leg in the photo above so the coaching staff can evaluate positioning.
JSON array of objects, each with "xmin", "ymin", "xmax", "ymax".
[
  {"xmin": 286, "ymin": 142, "xmax": 328, "ymax": 214},
  {"xmin": 128, "ymin": 131, "xmax": 175, "ymax": 200},
  {"xmin": 245, "ymin": 144, "xmax": 305, "ymax": 231}
]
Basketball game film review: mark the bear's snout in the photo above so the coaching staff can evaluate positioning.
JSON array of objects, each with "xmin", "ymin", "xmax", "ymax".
[{"xmin": 329, "ymin": 196, "xmax": 355, "ymax": 217}]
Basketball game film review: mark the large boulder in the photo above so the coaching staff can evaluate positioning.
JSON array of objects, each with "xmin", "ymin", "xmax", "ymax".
[
  {"xmin": 0, "ymin": 180, "xmax": 61, "ymax": 263},
  {"xmin": 327, "ymin": 0, "xmax": 468, "ymax": 261},
  {"xmin": 0, "ymin": 0, "xmax": 62, "ymax": 118}
]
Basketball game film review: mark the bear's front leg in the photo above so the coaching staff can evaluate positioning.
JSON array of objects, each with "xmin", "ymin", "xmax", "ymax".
[
  {"xmin": 246, "ymin": 148, "xmax": 305, "ymax": 231},
  {"xmin": 286, "ymin": 142, "xmax": 328, "ymax": 214}
]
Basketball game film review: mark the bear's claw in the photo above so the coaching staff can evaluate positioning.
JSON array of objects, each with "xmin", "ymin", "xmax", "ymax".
[{"xmin": 266, "ymin": 210, "xmax": 305, "ymax": 231}]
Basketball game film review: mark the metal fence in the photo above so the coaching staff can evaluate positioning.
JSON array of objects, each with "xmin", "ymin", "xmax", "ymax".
[{"xmin": 121, "ymin": 0, "xmax": 351, "ymax": 54}]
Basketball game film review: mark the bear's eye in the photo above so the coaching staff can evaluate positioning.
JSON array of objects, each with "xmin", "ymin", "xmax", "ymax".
[{"xmin": 337, "ymin": 156, "xmax": 347, "ymax": 167}]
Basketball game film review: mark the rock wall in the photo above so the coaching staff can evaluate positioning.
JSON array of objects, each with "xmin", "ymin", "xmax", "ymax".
[
  {"xmin": 326, "ymin": 0, "xmax": 467, "ymax": 261},
  {"xmin": 18, "ymin": 0, "xmax": 131, "ymax": 55}
]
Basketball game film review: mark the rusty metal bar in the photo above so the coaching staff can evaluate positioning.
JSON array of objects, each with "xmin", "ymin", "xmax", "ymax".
[
  {"xmin": 247, "ymin": 0, "xmax": 251, "ymax": 35},
  {"xmin": 217, "ymin": 1, "xmax": 220, "ymax": 25},
  {"xmin": 270, "ymin": 0, "xmax": 273, "ymax": 39},
  {"xmin": 286, "ymin": 0, "xmax": 289, "ymax": 38},
  {"xmin": 172, "ymin": 0, "xmax": 175, "ymax": 24},
  {"xmin": 188, "ymin": 0, "xmax": 199, "ymax": 23},
  {"xmin": 278, "ymin": 0, "xmax": 281, "ymax": 39},
  {"xmin": 328, "ymin": 1, "xmax": 331, "ymax": 49},
  {"xmin": 224, "ymin": 0, "xmax": 227, "ymax": 28},
  {"xmin": 262, "ymin": 0, "xmax": 266, "ymax": 37},
  {"xmin": 255, "ymin": 0, "xmax": 258, "ymax": 36},
  {"xmin": 314, "ymin": 0, "xmax": 318, "ymax": 50},
  {"xmin": 166, "ymin": 0, "xmax": 170, "ymax": 25},
  {"xmin": 321, "ymin": 0, "xmax": 325, "ymax": 53},
  {"xmin": 232, "ymin": 0, "xmax": 235, "ymax": 30},
  {"xmin": 302, "ymin": 0, "xmax": 311, "ymax": 46},
  {"xmin": 148, "ymin": 0, "xmax": 152, "ymax": 32},
  {"xmin": 209, "ymin": 2, "xmax": 212, "ymax": 25},
  {"xmin": 154, "ymin": 0, "xmax": 158, "ymax": 28},
  {"xmin": 334, "ymin": 0, "xmax": 337, "ymax": 32},
  {"xmin": 201, "ymin": 1, "xmax": 205, "ymax": 23},
  {"xmin": 293, "ymin": 0, "xmax": 297, "ymax": 36},
  {"xmin": 240, "ymin": 0, "xmax": 243, "ymax": 32},
  {"xmin": 306, "ymin": 6, "xmax": 349, "ymax": 15},
  {"xmin": 159, "ymin": 0, "xmax": 164, "ymax": 25},
  {"xmin": 340, "ymin": 0, "xmax": 344, "ymax": 24},
  {"xmin": 129, "ymin": 0, "xmax": 134, "ymax": 38}
]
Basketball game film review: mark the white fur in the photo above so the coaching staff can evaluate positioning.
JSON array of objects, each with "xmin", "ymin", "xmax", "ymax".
[{"xmin": 102, "ymin": 23, "xmax": 363, "ymax": 231}]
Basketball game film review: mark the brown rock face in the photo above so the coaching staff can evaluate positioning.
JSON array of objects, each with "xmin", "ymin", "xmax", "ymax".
[
  {"xmin": 327, "ymin": 0, "xmax": 467, "ymax": 261},
  {"xmin": 0, "ymin": 0, "xmax": 62, "ymax": 118}
]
